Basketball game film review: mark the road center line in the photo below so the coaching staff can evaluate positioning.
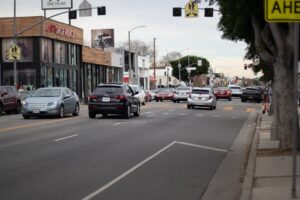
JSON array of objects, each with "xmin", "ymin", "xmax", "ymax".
[
  {"xmin": 81, "ymin": 141, "xmax": 177, "ymax": 200},
  {"xmin": 176, "ymin": 141, "xmax": 228, "ymax": 153},
  {"xmin": 54, "ymin": 134, "xmax": 78, "ymax": 142}
]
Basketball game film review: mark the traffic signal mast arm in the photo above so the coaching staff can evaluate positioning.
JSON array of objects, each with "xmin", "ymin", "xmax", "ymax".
[{"xmin": 15, "ymin": 7, "xmax": 104, "ymax": 37}]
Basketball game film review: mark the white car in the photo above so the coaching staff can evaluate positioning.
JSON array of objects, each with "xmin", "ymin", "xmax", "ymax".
[
  {"xmin": 129, "ymin": 85, "xmax": 146, "ymax": 105},
  {"xmin": 228, "ymin": 85, "xmax": 243, "ymax": 97}
]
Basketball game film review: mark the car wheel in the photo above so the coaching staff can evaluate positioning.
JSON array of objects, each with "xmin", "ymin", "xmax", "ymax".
[
  {"xmin": 59, "ymin": 106, "xmax": 64, "ymax": 118},
  {"xmin": 156, "ymin": 99, "xmax": 159, "ymax": 102},
  {"xmin": 134, "ymin": 104, "xmax": 140, "ymax": 117},
  {"xmin": 229, "ymin": 98, "xmax": 232, "ymax": 101},
  {"xmin": 160, "ymin": 99, "xmax": 163, "ymax": 102},
  {"xmin": 173, "ymin": 100, "xmax": 176, "ymax": 103},
  {"xmin": 187, "ymin": 105, "xmax": 191, "ymax": 109},
  {"xmin": 210, "ymin": 106, "xmax": 213, "ymax": 110},
  {"xmin": 22, "ymin": 114, "xmax": 30, "ymax": 119},
  {"xmin": 15, "ymin": 101, "xmax": 22, "ymax": 114},
  {"xmin": 125, "ymin": 105, "xmax": 131, "ymax": 119},
  {"xmin": 89, "ymin": 110, "xmax": 96, "ymax": 119},
  {"xmin": 102, "ymin": 113, "xmax": 107, "ymax": 118},
  {"xmin": 241, "ymin": 99, "xmax": 246, "ymax": 102},
  {"xmin": 72, "ymin": 103, "xmax": 80, "ymax": 116}
]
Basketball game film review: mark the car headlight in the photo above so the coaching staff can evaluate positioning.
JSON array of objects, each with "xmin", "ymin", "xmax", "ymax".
[
  {"xmin": 23, "ymin": 101, "xmax": 28, "ymax": 107},
  {"xmin": 47, "ymin": 101, "xmax": 57, "ymax": 107}
]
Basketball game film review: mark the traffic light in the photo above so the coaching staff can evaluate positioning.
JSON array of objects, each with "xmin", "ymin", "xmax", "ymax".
[
  {"xmin": 69, "ymin": 10, "xmax": 77, "ymax": 19},
  {"xmin": 173, "ymin": 7, "xmax": 182, "ymax": 17},
  {"xmin": 244, "ymin": 64, "xmax": 247, "ymax": 70},
  {"xmin": 98, "ymin": 6, "xmax": 106, "ymax": 15},
  {"xmin": 204, "ymin": 8, "xmax": 214, "ymax": 17}
]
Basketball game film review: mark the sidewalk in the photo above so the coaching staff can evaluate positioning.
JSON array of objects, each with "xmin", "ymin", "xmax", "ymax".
[{"xmin": 241, "ymin": 113, "xmax": 300, "ymax": 200}]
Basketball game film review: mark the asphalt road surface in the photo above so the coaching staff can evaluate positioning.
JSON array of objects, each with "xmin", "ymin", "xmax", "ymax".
[{"xmin": 0, "ymin": 98, "xmax": 260, "ymax": 200}]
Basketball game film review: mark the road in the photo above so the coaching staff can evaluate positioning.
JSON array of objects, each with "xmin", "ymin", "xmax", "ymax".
[{"xmin": 0, "ymin": 98, "xmax": 260, "ymax": 200}]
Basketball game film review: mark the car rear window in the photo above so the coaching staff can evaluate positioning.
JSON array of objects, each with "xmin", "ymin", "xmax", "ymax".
[
  {"xmin": 94, "ymin": 86, "xmax": 123, "ymax": 93},
  {"xmin": 192, "ymin": 89, "xmax": 209, "ymax": 94},
  {"xmin": 230, "ymin": 86, "xmax": 241, "ymax": 89}
]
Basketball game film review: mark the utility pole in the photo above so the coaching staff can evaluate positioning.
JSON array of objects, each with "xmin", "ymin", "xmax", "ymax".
[
  {"xmin": 153, "ymin": 37, "xmax": 156, "ymax": 79},
  {"xmin": 13, "ymin": 0, "xmax": 17, "ymax": 87}
]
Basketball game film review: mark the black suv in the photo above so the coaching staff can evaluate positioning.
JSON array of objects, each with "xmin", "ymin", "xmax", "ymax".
[
  {"xmin": 88, "ymin": 83, "xmax": 140, "ymax": 119},
  {"xmin": 0, "ymin": 86, "xmax": 22, "ymax": 114},
  {"xmin": 241, "ymin": 87, "xmax": 262, "ymax": 103}
]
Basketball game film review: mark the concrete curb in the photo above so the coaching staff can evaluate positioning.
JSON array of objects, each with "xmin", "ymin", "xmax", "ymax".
[
  {"xmin": 240, "ymin": 113, "xmax": 262, "ymax": 200},
  {"xmin": 201, "ymin": 111, "xmax": 259, "ymax": 200}
]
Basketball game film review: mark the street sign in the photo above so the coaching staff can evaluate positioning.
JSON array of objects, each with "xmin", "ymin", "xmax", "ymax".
[
  {"xmin": 42, "ymin": 0, "xmax": 73, "ymax": 10},
  {"xmin": 185, "ymin": 0, "xmax": 198, "ymax": 18},
  {"xmin": 186, "ymin": 67, "xmax": 196, "ymax": 70},
  {"xmin": 79, "ymin": 0, "xmax": 92, "ymax": 17},
  {"xmin": 8, "ymin": 44, "xmax": 21, "ymax": 61},
  {"xmin": 265, "ymin": 0, "xmax": 300, "ymax": 22}
]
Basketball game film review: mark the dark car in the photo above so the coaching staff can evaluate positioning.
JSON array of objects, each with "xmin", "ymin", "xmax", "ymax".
[
  {"xmin": 88, "ymin": 83, "xmax": 140, "ymax": 119},
  {"xmin": 241, "ymin": 87, "xmax": 262, "ymax": 103},
  {"xmin": 214, "ymin": 87, "xmax": 232, "ymax": 101},
  {"xmin": 0, "ymin": 86, "xmax": 22, "ymax": 115},
  {"xmin": 154, "ymin": 88, "xmax": 174, "ymax": 102}
]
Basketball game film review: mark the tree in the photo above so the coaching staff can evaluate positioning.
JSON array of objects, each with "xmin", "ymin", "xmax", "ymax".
[
  {"xmin": 217, "ymin": 0, "xmax": 299, "ymax": 150},
  {"xmin": 119, "ymin": 39, "xmax": 153, "ymax": 57},
  {"xmin": 169, "ymin": 55, "xmax": 209, "ymax": 82}
]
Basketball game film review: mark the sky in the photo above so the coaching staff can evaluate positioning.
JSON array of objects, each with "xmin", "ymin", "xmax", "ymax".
[{"xmin": 1, "ymin": 0, "xmax": 261, "ymax": 78}]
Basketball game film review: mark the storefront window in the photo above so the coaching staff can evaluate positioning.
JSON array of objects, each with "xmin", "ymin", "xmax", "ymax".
[
  {"xmin": 19, "ymin": 68, "xmax": 36, "ymax": 90},
  {"xmin": 47, "ymin": 67, "xmax": 53, "ymax": 87},
  {"xmin": 87, "ymin": 64, "xmax": 92, "ymax": 95},
  {"xmin": 54, "ymin": 68, "xmax": 60, "ymax": 86},
  {"xmin": 68, "ymin": 44, "xmax": 77, "ymax": 65},
  {"xmin": 2, "ymin": 38, "xmax": 33, "ymax": 62},
  {"xmin": 41, "ymin": 38, "xmax": 53, "ymax": 63},
  {"xmin": 54, "ymin": 42, "xmax": 67, "ymax": 64}
]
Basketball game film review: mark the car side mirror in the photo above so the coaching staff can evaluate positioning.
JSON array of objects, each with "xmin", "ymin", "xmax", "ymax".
[
  {"xmin": 63, "ymin": 95, "xmax": 71, "ymax": 99},
  {"xmin": 134, "ymin": 91, "xmax": 139, "ymax": 95}
]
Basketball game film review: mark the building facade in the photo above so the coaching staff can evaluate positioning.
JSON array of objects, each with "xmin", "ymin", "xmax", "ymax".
[{"xmin": 0, "ymin": 16, "xmax": 122, "ymax": 101}]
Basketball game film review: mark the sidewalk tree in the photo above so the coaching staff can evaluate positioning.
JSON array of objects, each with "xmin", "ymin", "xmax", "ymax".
[
  {"xmin": 169, "ymin": 56, "xmax": 209, "ymax": 82},
  {"xmin": 217, "ymin": 0, "xmax": 299, "ymax": 150}
]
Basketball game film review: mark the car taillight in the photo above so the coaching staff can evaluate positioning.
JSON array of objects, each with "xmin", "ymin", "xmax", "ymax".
[
  {"xmin": 115, "ymin": 95, "xmax": 127, "ymax": 100},
  {"xmin": 88, "ymin": 95, "xmax": 97, "ymax": 101}
]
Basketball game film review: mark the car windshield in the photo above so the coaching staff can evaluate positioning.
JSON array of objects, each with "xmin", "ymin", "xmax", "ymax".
[
  {"xmin": 94, "ymin": 86, "xmax": 123, "ymax": 94},
  {"xmin": 129, "ymin": 85, "xmax": 139, "ymax": 92},
  {"xmin": 31, "ymin": 89, "xmax": 61, "ymax": 97},
  {"xmin": 192, "ymin": 89, "xmax": 209, "ymax": 94},
  {"xmin": 176, "ymin": 87, "xmax": 190, "ymax": 91}
]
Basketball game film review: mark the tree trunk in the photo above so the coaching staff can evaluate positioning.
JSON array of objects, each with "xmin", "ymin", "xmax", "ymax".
[{"xmin": 272, "ymin": 58, "xmax": 294, "ymax": 150}]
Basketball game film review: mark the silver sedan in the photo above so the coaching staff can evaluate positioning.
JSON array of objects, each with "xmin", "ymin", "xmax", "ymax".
[
  {"xmin": 22, "ymin": 87, "xmax": 80, "ymax": 119},
  {"xmin": 187, "ymin": 87, "xmax": 217, "ymax": 110}
]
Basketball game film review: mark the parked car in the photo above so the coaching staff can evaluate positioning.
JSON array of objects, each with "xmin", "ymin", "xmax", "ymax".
[
  {"xmin": 228, "ymin": 85, "xmax": 242, "ymax": 97},
  {"xmin": 0, "ymin": 86, "xmax": 22, "ymax": 115},
  {"xmin": 155, "ymin": 88, "xmax": 174, "ymax": 102},
  {"xmin": 22, "ymin": 87, "xmax": 80, "ymax": 119},
  {"xmin": 88, "ymin": 83, "xmax": 140, "ymax": 119},
  {"xmin": 173, "ymin": 86, "xmax": 192, "ymax": 103},
  {"xmin": 241, "ymin": 87, "xmax": 262, "ymax": 103},
  {"xmin": 214, "ymin": 87, "xmax": 232, "ymax": 101},
  {"xmin": 129, "ymin": 85, "xmax": 146, "ymax": 105},
  {"xmin": 187, "ymin": 87, "xmax": 217, "ymax": 110}
]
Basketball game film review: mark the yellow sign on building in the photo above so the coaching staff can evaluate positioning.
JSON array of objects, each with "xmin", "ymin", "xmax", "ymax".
[
  {"xmin": 185, "ymin": 0, "xmax": 199, "ymax": 18},
  {"xmin": 8, "ymin": 44, "xmax": 21, "ymax": 61},
  {"xmin": 265, "ymin": 0, "xmax": 300, "ymax": 22}
]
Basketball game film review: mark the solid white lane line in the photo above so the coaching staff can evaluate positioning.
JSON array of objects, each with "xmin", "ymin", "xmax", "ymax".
[
  {"xmin": 178, "ymin": 113, "xmax": 186, "ymax": 116},
  {"xmin": 144, "ymin": 111, "xmax": 154, "ymax": 114},
  {"xmin": 196, "ymin": 114, "xmax": 204, "ymax": 117},
  {"xmin": 163, "ymin": 113, "xmax": 170, "ymax": 115},
  {"xmin": 176, "ymin": 141, "xmax": 228, "ymax": 153},
  {"xmin": 213, "ymin": 114, "xmax": 222, "ymax": 118},
  {"xmin": 81, "ymin": 141, "xmax": 177, "ymax": 200},
  {"xmin": 54, "ymin": 134, "xmax": 78, "ymax": 142}
]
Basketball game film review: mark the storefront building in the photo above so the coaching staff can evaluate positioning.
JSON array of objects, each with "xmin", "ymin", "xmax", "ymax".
[
  {"xmin": 0, "ymin": 16, "xmax": 123, "ymax": 101},
  {"xmin": 0, "ymin": 16, "xmax": 83, "ymax": 95}
]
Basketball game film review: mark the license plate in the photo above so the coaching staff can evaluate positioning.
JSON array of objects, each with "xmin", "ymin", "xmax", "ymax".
[
  {"xmin": 202, "ymin": 97, "xmax": 206, "ymax": 100},
  {"xmin": 33, "ymin": 109, "xmax": 40, "ymax": 114},
  {"xmin": 102, "ymin": 97, "xmax": 110, "ymax": 102},
  {"xmin": 249, "ymin": 97, "xmax": 253, "ymax": 99}
]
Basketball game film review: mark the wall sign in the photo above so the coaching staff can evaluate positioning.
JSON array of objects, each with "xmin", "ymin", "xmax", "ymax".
[
  {"xmin": 42, "ymin": 0, "xmax": 73, "ymax": 10},
  {"xmin": 46, "ymin": 24, "xmax": 75, "ymax": 39}
]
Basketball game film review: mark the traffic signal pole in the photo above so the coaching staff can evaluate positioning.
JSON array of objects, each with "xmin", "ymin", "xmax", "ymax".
[{"xmin": 13, "ymin": 0, "xmax": 17, "ymax": 87}]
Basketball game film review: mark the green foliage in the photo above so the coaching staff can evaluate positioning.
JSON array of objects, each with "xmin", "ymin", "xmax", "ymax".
[
  {"xmin": 218, "ymin": 0, "xmax": 271, "ymax": 81},
  {"xmin": 170, "ymin": 55, "xmax": 210, "ymax": 82}
]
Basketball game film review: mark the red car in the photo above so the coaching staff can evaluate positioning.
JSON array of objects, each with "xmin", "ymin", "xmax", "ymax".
[
  {"xmin": 155, "ymin": 88, "xmax": 174, "ymax": 102},
  {"xmin": 214, "ymin": 87, "xmax": 232, "ymax": 101},
  {"xmin": 0, "ymin": 86, "xmax": 22, "ymax": 114}
]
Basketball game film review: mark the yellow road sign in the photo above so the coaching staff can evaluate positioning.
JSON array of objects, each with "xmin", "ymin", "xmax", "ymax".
[
  {"xmin": 185, "ymin": 0, "xmax": 198, "ymax": 18},
  {"xmin": 8, "ymin": 43, "xmax": 21, "ymax": 61},
  {"xmin": 265, "ymin": 0, "xmax": 300, "ymax": 22}
]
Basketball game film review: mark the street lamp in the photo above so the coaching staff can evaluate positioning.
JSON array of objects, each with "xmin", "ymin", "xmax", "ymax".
[{"xmin": 128, "ymin": 25, "xmax": 146, "ymax": 84}]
